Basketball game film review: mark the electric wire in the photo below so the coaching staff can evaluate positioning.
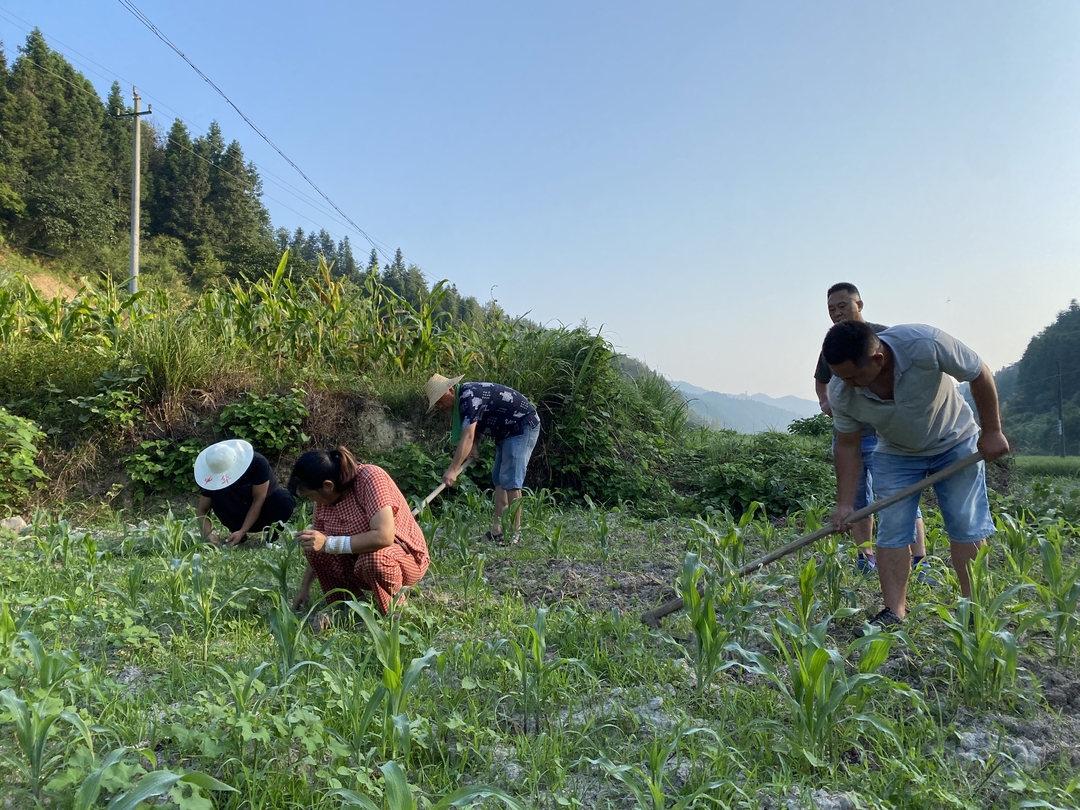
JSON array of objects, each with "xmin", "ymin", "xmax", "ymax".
[
  {"xmin": 113, "ymin": 0, "xmax": 393, "ymax": 263},
  {"xmin": 14, "ymin": 53, "xmax": 366, "ymax": 255},
  {"xmin": 0, "ymin": 7, "xmax": 374, "ymax": 246}
]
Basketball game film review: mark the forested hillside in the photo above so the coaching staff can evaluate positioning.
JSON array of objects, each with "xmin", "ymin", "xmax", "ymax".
[
  {"xmin": 0, "ymin": 29, "xmax": 480, "ymax": 319},
  {"xmin": 1000, "ymin": 300, "xmax": 1080, "ymax": 455}
]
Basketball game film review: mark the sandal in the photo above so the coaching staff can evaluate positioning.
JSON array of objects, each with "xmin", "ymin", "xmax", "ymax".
[{"xmin": 483, "ymin": 531, "xmax": 504, "ymax": 544}]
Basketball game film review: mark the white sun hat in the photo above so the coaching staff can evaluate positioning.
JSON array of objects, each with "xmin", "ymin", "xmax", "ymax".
[
  {"xmin": 424, "ymin": 373, "xmax": 464, "ymax": 412},
  {"xmin": 193, "ymin": 439, "xmax": 255, "ymax": 491}
]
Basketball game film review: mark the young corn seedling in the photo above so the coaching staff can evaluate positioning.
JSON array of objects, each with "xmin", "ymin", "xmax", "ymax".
[
  {"xmin": 931, "ymin": 548, "xmax": 1034, "ymax": 707},
  {"xmin": 71, "ymin": 746, "xmax": 237, "ymax": 810},
  {"xmin": 0, "ymin": 687, "xmax": 94, "ymax": 800},
  {"xmin": 581, "ymin": 726, "xmax": 733, "ymax": 810},
  {"xmin": 346, "ymin": 601, "xmax": 439, "ymax": 761},
  {"xmin": 1035, "ymin": 528, "xmax": 1080, "ymax": 662},
  {"xmin": 731, "ymin": 615, "xmax": 912, "ymax": 768},
  {"xmin": 183, "ymin": 556, "xmax": 258, "ymax": 662},
  {"xmin": 16, "ymin": 631, "xmax": 81, "ymax": 698},
  {"xmin": 678, "ymin": 553, "xmax": 736, "ymax": 698},
  {"xmin": 503, "ymin": 607, "xmax": 591, "ymax": 735},
  {"xmin": 331, "ymin": 759, "xmax": 525, "ymax": 810}
]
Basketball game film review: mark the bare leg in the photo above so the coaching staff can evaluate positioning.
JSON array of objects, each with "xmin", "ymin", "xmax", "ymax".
[
  {"xmin": 912, "ymin": 517, "xmax": 927, "ymax": 558},
  {"xmin": 950, "ymin": 539, "xmax": 985, "ymax": 599},
  {"xmin": 852, "ymin": 515, "xmax": 874, "ymax": 562},
  {"xmin": 876, "ymin": 546, "xmax": 912, "ymax": 618},
  {"xmin": 494, "ymin": 487, "xmax": 523, "ymax": 534},
  {"xmin": 492, "ymin": 486, "xmax": 508, "ymax": 535}
]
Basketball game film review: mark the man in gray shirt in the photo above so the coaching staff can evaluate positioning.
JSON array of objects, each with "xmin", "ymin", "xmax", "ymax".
[
  {"xmin": 822, "ymin": 320, "xmax": 1010, "ymax": 627},
  {"xmin": 813, "ymin": 282, "xmax": 930, "ymax": 581}
]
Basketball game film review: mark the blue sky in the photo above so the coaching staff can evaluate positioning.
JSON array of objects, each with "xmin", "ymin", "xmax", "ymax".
[{"xmin": 3, "ymin": 2, "xmax": 1078, "ymax": 399}]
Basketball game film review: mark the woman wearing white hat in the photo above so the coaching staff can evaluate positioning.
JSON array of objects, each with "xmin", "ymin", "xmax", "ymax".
[{"xmin": 194, "ymin": 439, "xmax": 296, "ymax": 546}]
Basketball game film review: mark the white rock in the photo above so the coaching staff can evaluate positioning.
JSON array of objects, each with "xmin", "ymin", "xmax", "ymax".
[{"xmin": 1, "ymin": 516, "xmax": 27, "ymax": 534}]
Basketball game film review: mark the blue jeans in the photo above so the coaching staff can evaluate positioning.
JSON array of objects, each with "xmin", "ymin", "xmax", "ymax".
[
  {"xmin": 834, "ymin": 433, "xmax": 923, "ymax": 523},
  {"xmin": 872, "ymin": 434, "xmax": 993, "ymax": 549},
  {"xmin": 492, "ymin": 422, "xmax": 539, "ymax": 490}
]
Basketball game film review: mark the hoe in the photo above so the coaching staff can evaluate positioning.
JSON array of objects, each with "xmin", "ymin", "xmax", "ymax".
[{"xmin": 640, "ymin": 451, "xmax": 985, "ymax": 628}]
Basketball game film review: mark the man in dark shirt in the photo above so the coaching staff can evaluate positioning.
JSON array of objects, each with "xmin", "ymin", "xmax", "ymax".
[
  {"xmin": 814, "ymin": 283, "xmax": 931, "ymax": 582},
  {"xmin": 194, "ymin": 439, "xmax": 296, "ymax": 546},
  {"xmin": 425, "ymin": 374, "xmax": 541, "ymax": 544}
]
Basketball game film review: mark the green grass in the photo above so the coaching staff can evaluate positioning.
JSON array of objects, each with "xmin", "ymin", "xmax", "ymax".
[
  {"xmin": 1014, "ymin": 455, "xmax": 1080, "ymax": 478},
  {"xmin": 1, "ymin": 490, "xmax": 1079, "ymax": 809}
]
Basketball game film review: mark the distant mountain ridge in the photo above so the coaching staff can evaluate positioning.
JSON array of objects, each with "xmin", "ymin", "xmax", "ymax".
[{"xmin": 673, "ymin": 381, "xmax": 820, "ymax": 434}]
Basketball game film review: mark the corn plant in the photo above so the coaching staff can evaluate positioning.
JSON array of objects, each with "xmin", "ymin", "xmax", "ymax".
[
  {"xmin": 182, "ymin": 556, "xmax": 259, "ymax": 661},
  {"xmin": 331, "ymin": 759, "xmax": 525, "ymax": 810},
  {"xmin": 502, "ymin": 607, "xmax": 592, "ymax": 735},
  {"xmin": 72, "ymin": 747, "xmax": 237, "ymax": 810},
  {"xmin": 543, "ymin": 521, "xmax": 565, "ymax": 557},
  {"xmin": 16, "ymin": 631, "xmax": 81, "ymax": 697},
  {"xmin": 0, "ymin": 687, "xmax": 93, "ymax": 799},
  {"xmin": 581, "ymin": 726, "xmax": 734, "ymax": 810},
  {"xmin": 931, "ymin": 548, "xmax": 1034, "ymax": 707},
  {"xmin": 995, "ymin": 512, "xmax": 1037, "ymax": 580},
  {"xmin": 1034, "ymin": 527, "xmax": 1080, "ymax": 662},
  {"xmin": 346, "ymin": 601, "xmax": 439, "ymax": 760},
  {"xmin": 153, "ymin": 509, "xmax": 202, "ymax": 558},
  {"xmin": 678, "ymin": 553, "xmax": 737, "ymax": 698},
  {"xmin": 731, "ymin": 616, "xmax": 913, "ymax": 768},
  {"xmin": 584, "ymin": 496, "xmax": 611, "ymax": 565}
]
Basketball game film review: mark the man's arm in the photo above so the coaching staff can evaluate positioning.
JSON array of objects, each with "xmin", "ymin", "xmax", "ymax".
[
  {"xmin": 968, "ymin": 363, "xmax": 1010, "ymax": 462},
  {"xmin": 443, "ymin": 422, "xmax": 478, "ymax": 487},
  {"xmin": 815, "ymin": 380, "xmax": 833, "ymax": 417},
  {"xmin": 830, "ymin": 430, "xmax": 863, "ymax": 531}
]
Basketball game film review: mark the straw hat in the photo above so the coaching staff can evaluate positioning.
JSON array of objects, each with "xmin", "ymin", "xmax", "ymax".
[
  {"xmin": 425, "ymin": 373, "xmax": 463, "ymax": 412},
  {"xmin": 193, "ymin": 439, "xmax": 254, "ymax": 491}
]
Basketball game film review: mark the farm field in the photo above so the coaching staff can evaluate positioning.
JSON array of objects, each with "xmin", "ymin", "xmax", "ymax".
[
  {"xmin": 1013, "ymin": 457, "xmax": 1080, "ymax": 480},
  {"xmin": 2, "ymin": 476, "xmax": 1079, "ymax": 810}
]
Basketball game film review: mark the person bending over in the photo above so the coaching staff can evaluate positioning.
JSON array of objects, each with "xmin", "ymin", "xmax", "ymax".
[
  {"xmin": 823, "ymin": 321, "xmax": 1009, "ymax": 629},
  {"xmin": 425, "ymin": 373, "xmax": 540, "ymax": 545},
  {"xmin": 194, "ymin": 439, "xmax": 295, "ymax": 546}
]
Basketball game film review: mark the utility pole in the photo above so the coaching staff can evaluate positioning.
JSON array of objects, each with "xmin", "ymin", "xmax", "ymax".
[
  {"xmin": 1057, "ymin": 360, "xmax": 1066, "ymax": 457},
  {"xmin": 115, "ymin": 87, "xmax": 152, "ymax": 295}
]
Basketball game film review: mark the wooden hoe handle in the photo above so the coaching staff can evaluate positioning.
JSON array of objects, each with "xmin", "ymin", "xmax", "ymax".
[
  {"xmin": 640, "ymin": 451, "xmax": 985, "ymax": 628},
  {"xmin": 411, "ymin": 458, "xmax": 475, "ymax": 517}
]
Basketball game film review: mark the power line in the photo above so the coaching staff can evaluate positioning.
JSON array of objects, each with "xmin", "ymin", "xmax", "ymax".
[
  {"xmin": 16, "ymin": 53, "xmax": 365, "ymax": 253},
  {"xmin": 114, "ymin": 0, "xmax": 393, "ymax": 264},
  {"xmin": 0, "ymin": 9, "xmax": 373, "ymax": 246}
]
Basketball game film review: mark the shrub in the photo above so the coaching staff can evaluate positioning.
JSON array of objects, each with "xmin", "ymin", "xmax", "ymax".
[
  {"xmin": 0, "ymin": 407, "xmax": 46, "ymax": 506},
  {"xmin": 217, "ymin": 389, "xmax": 309, "ymax": 456},
  {"xmin": 124, "ymin": 438, "xmax": 205, "ymax": 499},
  {"xmin": 788, "ymin": 413, "xmax": 833, "ymax": 437}
]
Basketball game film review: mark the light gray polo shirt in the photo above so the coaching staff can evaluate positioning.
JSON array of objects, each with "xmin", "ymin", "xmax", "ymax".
[{"xmin": 829, "ymin": 324, "xmax": 984, "ymax": 456}]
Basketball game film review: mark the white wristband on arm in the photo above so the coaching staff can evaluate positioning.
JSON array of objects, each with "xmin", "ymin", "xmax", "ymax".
[{"xmin": 324, "ymin": 535, "xmax": 352, "ymax": 554}]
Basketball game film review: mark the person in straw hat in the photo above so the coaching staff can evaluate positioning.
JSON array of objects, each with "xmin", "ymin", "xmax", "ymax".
[
  {"xmin": 425, "ymin": 373, "xmax": 540, "ymax": 545},
  {"xmin": 194, "ymin": 439, "xmax": 296, "ymax": 546}
]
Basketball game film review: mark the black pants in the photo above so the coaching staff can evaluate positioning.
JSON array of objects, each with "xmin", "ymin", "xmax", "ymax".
[{"xmin": 217, "ymin": 488, "xmax": 296, "ymax": 533}]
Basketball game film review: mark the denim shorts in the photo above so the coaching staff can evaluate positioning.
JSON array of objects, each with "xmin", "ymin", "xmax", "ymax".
[
  {"xmin": 492, "ymin": 422, "xmax": 539, "ymax": 490},
  {"xmin": 834, "ymin": 433, "xmax": 922, "ymax": 521},
  {"xmin": 871, "ymin": 434, "xmax": 993, "ymax": 548}
]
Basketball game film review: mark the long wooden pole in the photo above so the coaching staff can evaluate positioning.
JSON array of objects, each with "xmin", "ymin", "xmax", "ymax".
[{"xmin": 641, "ymin": 451, "xmax": 985, "ymax": 628}]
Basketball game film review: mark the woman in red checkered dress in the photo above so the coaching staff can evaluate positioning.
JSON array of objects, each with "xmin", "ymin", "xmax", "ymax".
[{"xmin": 289, "ymin": 447, "xmax": 429, "ymax": 616}]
